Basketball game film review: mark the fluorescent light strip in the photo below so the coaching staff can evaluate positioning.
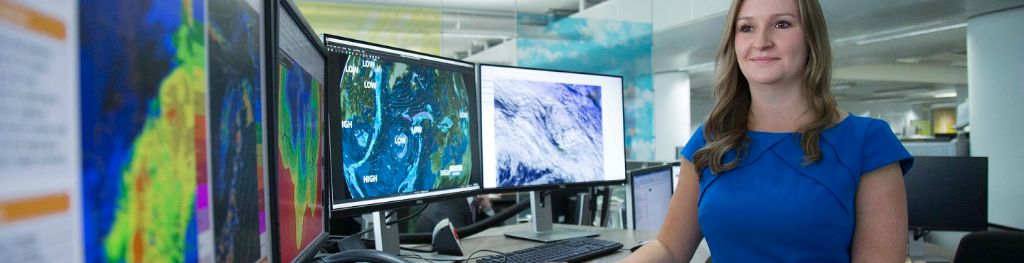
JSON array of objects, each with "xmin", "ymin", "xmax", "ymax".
[
  {"xmin": 832, "ymin": 20, "xmax": 946, "ymax": 44},
  {"xmin": 855, "ymin": 23, "xmax": 967, "ymax": 46}
]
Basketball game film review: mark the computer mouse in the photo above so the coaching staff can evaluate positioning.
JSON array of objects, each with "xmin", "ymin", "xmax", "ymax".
[{"xmin": 629, "ymin": 240, "xmax": 649, "ymax": 253}]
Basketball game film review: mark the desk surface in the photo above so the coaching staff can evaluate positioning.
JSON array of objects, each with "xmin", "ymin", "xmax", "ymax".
[
  {"xmin": 400, "ymin": 223, "xmax": 954, "ymax": 263},
  {"xmin": 401, "ymin": 223, "xmax": 711, "ymax": 262}
]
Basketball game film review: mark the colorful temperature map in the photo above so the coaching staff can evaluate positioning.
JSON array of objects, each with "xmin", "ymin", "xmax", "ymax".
[
  {"xmin": 80, "ymin": 0, "xmax": 205, "ymax": 262},
  {"xmin": 339, "ymin": 55, "xmax": 474, "ymax": 200},
  {"xmin": 208, "ymin": 0, "xmax": 266, "ymax": 262},
  {"xmin": 275, "ymin": 55, "xmax": 324, "ymax": 262}
]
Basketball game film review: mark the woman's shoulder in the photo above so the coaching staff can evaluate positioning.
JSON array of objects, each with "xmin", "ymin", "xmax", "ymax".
[
  {"xmin": 680, "ymin": 124, "xmax": 708, "ymax": 161},
  {"xmin": 824, "ymin": 113, "xmax": 913, "ymax": 175}
]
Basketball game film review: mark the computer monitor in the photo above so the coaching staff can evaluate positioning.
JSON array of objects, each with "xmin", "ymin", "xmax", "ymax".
[
  {"xmin": 77, "ymin": 0, "xmax": 274, "ymax": 262},
  {"xmin": 323, "ymin": 35, "xmax": 482, "ymax": 216},
  {"xmin": 208, "ymin": 0, "xmax": 273, "ymax": 261},
  {"xmin": 670, "ymin": 162, "xmax": 681, "ymax": 191},
  {"xmin": 905, "ymin": 156, "xmax": 988, "ymax": 232},
  {"xmin": 269, "ymin": 1, "xmax": 329, "ymax": 262},
  {"xmin": 627, "ymin": 165, "xmax": 674, "ymax": 231},
  {"xmin": 478, "ymin": 64, "xmax": 626, "ymax": 242},
  {"xmin": 478, "ymin": 64, "xmax": 627, "ymax": 191}
]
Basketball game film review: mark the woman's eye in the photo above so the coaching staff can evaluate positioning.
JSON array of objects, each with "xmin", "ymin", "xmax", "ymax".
[
  {"xmin": 739, "ymin": 25, "xmax": 754, "ymax": 33},
  {"xmin": 774, "ymin": 21, "xmax": 792, "ymax": 29}
]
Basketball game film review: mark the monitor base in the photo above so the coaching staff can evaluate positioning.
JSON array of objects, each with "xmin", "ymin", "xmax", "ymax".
[{"xmin": 504, "ymin": 228, "xmax": 599, "ymax": 243}]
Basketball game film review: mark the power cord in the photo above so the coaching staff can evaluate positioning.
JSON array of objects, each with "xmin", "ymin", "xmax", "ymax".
[
  {"xmin": 351, "ymin": 205, "xmax": 431, "ymax": 244},
  {"xmin": 387, "ymin": 204, "xmax": 429, "ymax": 226},
  {"xmin": 399, "ymin": 254, "xmax": 437, "ymax": 263},
  {"xmin": 459, "ymin": 249, "xmax": 506, "ymax": 263},
  {"xmin": 398, "ymin": 249, "xmax": 506, "ymax": 263}
]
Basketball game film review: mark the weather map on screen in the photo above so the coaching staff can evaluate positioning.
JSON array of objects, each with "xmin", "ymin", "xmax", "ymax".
[
  {"xmin": 274, "ymin": 54, "xmax": 324, "ymax": 263},
  {"xmin": 480, "ymin": 65, "xmax": 627, "ymax": 189},
  {"xmin": 337, "ymin": 53, "xmax": 474, "ymax": 200},
  {"xmin": 208, "ymin": 0, "xmax": 268, "ymax": 261},
  {"xmin": 492, "ymin": 79, "xmax": 604, "ymax": 187},
  {"xmin": 80, "ymin": 0, "xmax": 206, "ymax": 262},
  {"xmin": 274, "ymin": 7, "xmax": 325, "ymax": 260}
]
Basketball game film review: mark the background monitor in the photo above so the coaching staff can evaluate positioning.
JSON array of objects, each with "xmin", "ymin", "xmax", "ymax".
[
  {"xmin": 324, "ymin": 35, "xmax": 482, "ymax": 214},
  {"xmin": 671, "ymin": 163, "xmax": 680, "ymax": 191},
  {"xmin": 270, "ymin": 1, "xmax": 329, "ymax": 262},
  {"xmin": 905, "ymin": 156, "xmax": 988, "ymax": 231},
  {"xmin": 628, "ymin": 165, "xmax": 674, "ymax": 231},
  {"xmin": 479, "ymin": 64, "xmax": 627, "ymax": 191},
  {"xmin": 626, "ymin": 161, "xmax": 646, "ymax": 171}
]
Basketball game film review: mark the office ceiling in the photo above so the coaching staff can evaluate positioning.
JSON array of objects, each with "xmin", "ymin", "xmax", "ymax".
[
  {"xmin": 304, "ymin": 0, "xmax": 1023, "ymax": 106},
  {"xmin": 663, "ymin": 0, "xmax": 1023, "ymax": 106},
  {"xmin": 306, "ymin": 0, "xmax": 583, "ymax": 14}
]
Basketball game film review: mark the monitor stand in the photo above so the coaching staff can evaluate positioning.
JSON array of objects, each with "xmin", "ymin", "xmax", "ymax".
[
  {"xmin": 504, "ymin": 191, "xmax": 599, "ymax": 243},
  {"xmin": 908, "ymin": 230, "xmax": 926, "ymax": 258},
  {"xmin": 370, "ymin": 210, "xmax": 400, "ymax": 255},
  {"xmin": 907, "ymin": 229, "xmax": 946, "ymax": 262}
]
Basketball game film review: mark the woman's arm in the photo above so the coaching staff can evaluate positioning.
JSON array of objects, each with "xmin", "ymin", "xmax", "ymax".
[
  {"xmin": 620, "ymin": 159, "xmax": 704, "ymax": 263},
  {"xmin": 852, "ymin": 163, "xmax": 908, "ymax": 262}
]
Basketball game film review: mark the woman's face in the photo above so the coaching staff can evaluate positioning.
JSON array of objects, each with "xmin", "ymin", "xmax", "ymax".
[{"xmin": 734, "ymin": 0, "xmax": 808, "ymax": 87}]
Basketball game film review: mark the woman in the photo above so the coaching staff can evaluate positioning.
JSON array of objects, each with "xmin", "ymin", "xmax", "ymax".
[{"xmin": 623, "ymin": 0, "xmax": 913, "ymax": 262}]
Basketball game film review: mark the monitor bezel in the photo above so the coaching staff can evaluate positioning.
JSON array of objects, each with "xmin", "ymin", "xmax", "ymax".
[
  {"xmin": 322, "ymin": 34, "xmax": 484, "ymax": 217},
  {"xmin": 628, "ymin": 164, "xmax": 675, "ymax": 230},
  {"xmin": 266, "ymin": 0, "xmax": 331, "ymax": 262},
  {"xmin": 476, "ymin": 63, "xmax": 628, "ymax": 194}
]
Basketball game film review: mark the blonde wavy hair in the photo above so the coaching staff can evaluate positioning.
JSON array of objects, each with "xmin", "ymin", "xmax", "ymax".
[{"xmin": 693, "ymin": 0, "xmax": 840, "ymax": 175}]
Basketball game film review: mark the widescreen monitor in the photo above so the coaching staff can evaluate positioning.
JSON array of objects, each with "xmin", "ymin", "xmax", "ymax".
[
  {"xmin": 77, "ymin": 0, "xmax": 274, "ymax": 262},
  {"xmin": 628, "ymin": 165, "xmax": 674, "ymax": 231},
  {"xmin": 270, "ymin": 1, "xmax": 328, "ymax": 262},
  {"xmin": 905, "ymin": 156, "xmax": 987, "ymax": 231},
  {"xmin": 324, "ymin": 35, "xmax": 482, "ymax": 214},
  {"xmin": 479, "ymin": 64, "xmax": 627, "ymax": 191}
]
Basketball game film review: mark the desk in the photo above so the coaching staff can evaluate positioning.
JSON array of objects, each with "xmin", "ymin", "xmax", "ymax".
[
  {"xmin": 400, "ymin": 223, "xmax": 954, "ymax": 263},
  {"xmin": 401, "ymin": 223, "xmax": 711, "ymax": 262}
]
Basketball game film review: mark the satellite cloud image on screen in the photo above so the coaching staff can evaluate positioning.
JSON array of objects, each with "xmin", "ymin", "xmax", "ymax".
[
  {"xmin": 490, "ymin": 79, "xmax": 604, "ymax": 187},
  {"xmin": 339, "ymin": 55, "xmax": 473, "ymax": 200}
]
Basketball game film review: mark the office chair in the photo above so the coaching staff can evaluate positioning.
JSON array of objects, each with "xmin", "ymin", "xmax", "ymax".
[{"xmin": 953, "ymin": 231, "xmax": 1024, "ymax": 263}]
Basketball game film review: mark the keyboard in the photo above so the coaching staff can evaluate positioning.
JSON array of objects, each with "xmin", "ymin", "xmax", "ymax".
[{"xmin": 475, "ymin": 238, "xmax": 623, "ymax": 263}]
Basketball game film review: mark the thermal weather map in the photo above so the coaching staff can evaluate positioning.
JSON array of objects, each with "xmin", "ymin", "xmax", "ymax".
[
  {"xmin": 274, "ymin": 7, "xmax": 325, "ymax": 262},
  {"xmin": 208, "ymin": 0, "xmax": 269, "ymax": 261},
  {"xmin": 337, "ymin": 52, "xmax": 475, "ymax": 201},
  {"xmin": 80, "ymin": 0, "xmax": 206, "ymax": 262}
]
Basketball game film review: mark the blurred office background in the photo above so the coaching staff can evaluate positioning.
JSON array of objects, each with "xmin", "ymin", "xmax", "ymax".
[{"xmin": 294, "ymin": 0, "xmax": 1024, "ymax": 252}]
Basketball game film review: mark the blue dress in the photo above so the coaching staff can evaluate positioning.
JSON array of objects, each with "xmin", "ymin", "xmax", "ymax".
[{"xmin": 680, "ymin": 115, "xmax": 913, "ymax": 262}]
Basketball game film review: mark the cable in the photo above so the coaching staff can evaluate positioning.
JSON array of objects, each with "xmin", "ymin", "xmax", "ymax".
[
  {"xmin": 399, "ymin": 196, "xmax": 534, "ymax": 244},
  {"xmin": 387, "ymin": 204, "xmax": 429, "ymax": 226},
  {"xmin": 460, "ymin": 249, "xmax": 506, "ymax": 263},
  {"xmin": 399, "ymin": 254, "xmax": 437, "ymax": 263}
]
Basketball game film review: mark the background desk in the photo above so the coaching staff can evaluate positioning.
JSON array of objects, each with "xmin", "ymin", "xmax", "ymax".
[{"xmin": 401, "ymin": 223, "xmax": 711, "ymax": 262}]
